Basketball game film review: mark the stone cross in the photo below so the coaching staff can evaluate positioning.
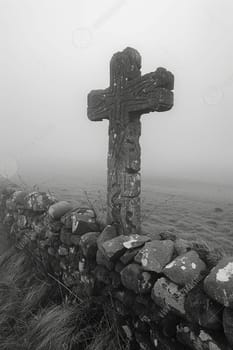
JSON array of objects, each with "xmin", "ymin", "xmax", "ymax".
[{"xmin": 87, "ymin": 47, "xmax": 174, "ymax": 235}]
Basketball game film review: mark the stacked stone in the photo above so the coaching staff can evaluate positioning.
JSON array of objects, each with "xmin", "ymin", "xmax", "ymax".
[
  {"xmin": 94, "ymin": 228, "xmax": 232, "ymax": 349},
  {"xmin": 1, "ymin": 185, "xmax": 233, "ymax": 349},
  {"xmin": 0, "ymin": 185, "xmax": 100, "ymax": 298}
]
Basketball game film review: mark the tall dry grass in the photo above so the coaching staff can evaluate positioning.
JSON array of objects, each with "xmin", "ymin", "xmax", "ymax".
[{"xmin": 0, "ymin": 247, "xmax": 129, "ymax": 350}]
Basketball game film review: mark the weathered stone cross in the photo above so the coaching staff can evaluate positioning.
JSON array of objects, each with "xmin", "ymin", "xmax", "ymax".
[{"xmin": 88, "ymin": 47, "xmax": 174, "ymax": 235}]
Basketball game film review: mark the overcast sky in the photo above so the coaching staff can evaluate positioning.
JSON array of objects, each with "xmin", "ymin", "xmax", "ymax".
[{"xmin": 0, "ymin": 0, "xmax": 233, "ymax": 185}]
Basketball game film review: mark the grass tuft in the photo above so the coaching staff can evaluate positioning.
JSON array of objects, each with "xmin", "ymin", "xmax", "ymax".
[{"xmin": 0, "ymin": 246, "xmax": 129, "ymax": 350}]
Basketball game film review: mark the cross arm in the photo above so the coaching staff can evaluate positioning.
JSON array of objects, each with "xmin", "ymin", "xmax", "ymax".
[
  {"xmin": 87, "ymin": 89, "xmax": 111, "ymax": 122},
  {"xmin": 125, "ymin": 67, "xmax": 174, "ymax": 114}
]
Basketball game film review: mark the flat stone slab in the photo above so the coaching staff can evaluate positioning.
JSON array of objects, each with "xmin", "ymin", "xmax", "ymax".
[
  {"xmin": 135, "ymin": 240, "xmax": 174, "ymax": 272},
  {"xmin": 151, "ymin": 277, "xmax": 185, "ymax": 315},
  {"xmin": 61, "ymin": 208, "xmax": 96, "ymax": 228},
  {"xmin": 97, "ymin": 225, "xmax": 118, "ymax": 250},
  {"xmin": 100, "ymin": 236, "xmax": 126, "ymax": 261},
  {"xmin": 48, "ymin": 201, "xmax": 73, "ymax": 219},
  {"xmin": 60, "ymin": 208, "xmax": 98, "ymax": 235},
  {"xmin": 100, "ymin": 234, "xmax": 150, "ymax": 261},
  {"xmin": 122, "ymin": 235, "xmax": 150, "ymax": 249},
  {"xmin": 163, "ymin": 250, "xmax": 206, "ymax": 286},
  {"xmin": 204, "ymin": 257, "xmax": 233, "ymax": 308},
  {"xmin": 120, "ymin": 263, "xmax": 152, "ymax": 294}
]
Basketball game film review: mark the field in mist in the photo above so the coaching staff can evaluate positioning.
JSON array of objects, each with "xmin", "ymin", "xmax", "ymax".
[{"xmin": 17, "ymin": 171, "xmax": 233, "ymax": 255}]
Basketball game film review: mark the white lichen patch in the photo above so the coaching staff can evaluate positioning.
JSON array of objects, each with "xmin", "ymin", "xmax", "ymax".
[
  {"xmin": 216, "ymin": 262, "xmax": 233, "ymax": 282},
  {"xmin": 123, "ymin": 238, "xmax": 138, "ymax": 249},
  {"xmin": 165, "ymin": 260, "xmax": 176, "ymax": 269},
  {"xmin": 191, "ymin": 263, "xmax": 197, "ymax": 269},
  {"xmin": 141, "ymin": 249, "xmax": 149, "ymax": 267}
]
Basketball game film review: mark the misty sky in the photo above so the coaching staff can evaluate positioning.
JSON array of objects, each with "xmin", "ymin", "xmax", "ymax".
[{"xmin": 0, "ymin": 0, "xmax": 233, "ymax": 185}]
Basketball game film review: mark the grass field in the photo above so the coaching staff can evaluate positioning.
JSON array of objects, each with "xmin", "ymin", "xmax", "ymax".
[
  {"xmin": 1, "ymin": 173, "xmax": 233, "ymax": 254},
  {"xmin": 23, "ymin": 174, "xmax": 233, "ymax": 255}
]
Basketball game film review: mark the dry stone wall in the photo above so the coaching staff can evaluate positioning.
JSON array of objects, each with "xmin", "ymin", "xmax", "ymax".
[{"xmin": 1, "ymin": 183, "xmax": 233, "ymax": 350}]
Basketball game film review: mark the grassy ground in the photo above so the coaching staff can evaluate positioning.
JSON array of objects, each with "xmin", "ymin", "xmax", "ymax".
[{"xmin": 33, "ymin": 175, "xmax": 233, "ymax": 255}]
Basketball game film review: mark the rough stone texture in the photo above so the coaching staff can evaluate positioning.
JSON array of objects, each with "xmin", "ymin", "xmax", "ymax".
[
  {"xmin": 25, "ymin": 191, "xmax": 56, "ymax": 212},
  {"xmin": 204, "ymin": 257, "xmax": 233, "ymax": 307},
  {"xmin": 163, "ymin": 250, "xmax": 206, "ymax": 286},
  {"xmin": 120, "ymin": 263, "xmax": 152, "ymax": 294},
  {"xmin": 191, "ymin": 240, "xmax": 224, "ymax": 269},
  {"xmin": 88, "ymin": 47, "xmax": 174, "ymax": 235},
  {"xmin": 97, "ymin": 224, "xmax": 118, "ymax": 250},
  {"xmin": 223, "ymin": 308, "xmax": 233, "ymax": 347},
  {"xmin": 61, "ymin": 208, "xmax": 97, "ymax": 233},
  {"xmin": 79, "ymin": 231, "xmax": 99, "ymax": 259},
  {"xmin": 100, "ymin": 235, "xmax": 127, "ymax": 261},
  {"xmin": 135, "ymin": 240, "xmax": 174, "ymax": 272},
  {"xmin": 185, "ymin": 285, "xmax": 223, "ymax": 330},
  {"xmin": 122, "ymin": 235, "xmax": 150, "ymax": 249},
  {"xmin": 120, "ymin": 247, "xmax": 141, "ymax": 264},
  {"xmin": 100, "ymin": 234, "xmax": 149, "ymax": 261},
  {"xmin": 174, "ymin": 238, "xmax": 192, "ymax": 255},
  {"xmin": 151, "ymin": 277, "xmax": 185, "ymax": 315}
]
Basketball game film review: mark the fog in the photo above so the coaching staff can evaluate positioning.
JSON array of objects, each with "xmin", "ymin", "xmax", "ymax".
[{"xmin": 1, "ymin": 0, "xmax": 233, "ymax": 186}]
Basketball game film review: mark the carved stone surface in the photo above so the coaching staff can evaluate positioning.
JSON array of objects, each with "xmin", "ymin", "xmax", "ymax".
[{"xmin": 88, "ymin": 47, "xmax": 174, "ymax": 235}]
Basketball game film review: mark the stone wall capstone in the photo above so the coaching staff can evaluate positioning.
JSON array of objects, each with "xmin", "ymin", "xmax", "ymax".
[{"xmin": 0, "ymin": 183, "xmax": 233, "ymax": 350}]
